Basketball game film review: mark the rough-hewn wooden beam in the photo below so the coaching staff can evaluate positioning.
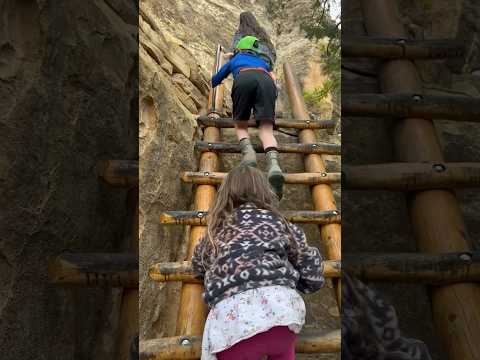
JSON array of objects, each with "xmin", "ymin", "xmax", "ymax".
[
  {"xmin": 343, "ymin": 162, "xmax": 480, "ymax": 190},
  {"xmin": 195, "ymin": 140, "xmax": 341, "ymax": 155},
  {"xmin": 48, "ymin": 253, "xmax": 138, "ymax": 287},
  {"xmin": 345, "ymin": 252, "xmax": 480, "ymax": 284},
  {"xmin": 343, "ymin": 93, "xmax": 480, "ymax": 121},
  {"xmin": 342, "ymin": 37, "xmax": 464, "ymax": 59},
  {"xmin": 117, "ymin": 187, "xmax": 139, "ymax": 360},
  {"xmin": 150, "ymin": 252, "xmax": 480, "ymax": 285},
  {"xmin": 139, "ymin": 330, "xmax": 340, "ymax": 359},
  {"xmin": 197, "ymin": 116, "xmax": 336, "ymax": 129},
  {"xmin": 97, "ymin": 160, "xmax": 138, "ymax": 187},
  {"xmin": 181, "ymin": 171, "xmax": 341, "ymax": 185},
  {"xmin": 159, "ymin": 210, "xmax": 341, "ymax": 225},
  {"xmin": 149, "ymin": 260, "xmax": 341, "ymax": 283}
]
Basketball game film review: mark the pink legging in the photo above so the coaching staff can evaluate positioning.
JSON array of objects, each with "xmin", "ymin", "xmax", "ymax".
[{"xmin": 216, "ymin": 326, "xmax": 296, "ymax": 360}]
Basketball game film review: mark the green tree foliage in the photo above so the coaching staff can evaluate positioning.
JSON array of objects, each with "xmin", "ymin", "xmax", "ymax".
[{"xmin": 301, "ymin": 0, "xmax": 340, "ymax": 104}]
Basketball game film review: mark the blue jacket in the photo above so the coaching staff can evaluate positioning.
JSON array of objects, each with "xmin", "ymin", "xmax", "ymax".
[{"xmin": 211, "ymin": 52, "xmax": 271, "ymax": 88}]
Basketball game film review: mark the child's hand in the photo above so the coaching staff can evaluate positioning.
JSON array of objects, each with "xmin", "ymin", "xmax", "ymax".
[{"xmin": 223, "ymin": 52, "xmax": 234, "ymax": 59}]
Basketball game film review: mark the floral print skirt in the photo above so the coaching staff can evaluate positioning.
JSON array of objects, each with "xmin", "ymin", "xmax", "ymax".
[{"xmin": 201, "ymin": 285, "xmax": 306, "ymax": 360}]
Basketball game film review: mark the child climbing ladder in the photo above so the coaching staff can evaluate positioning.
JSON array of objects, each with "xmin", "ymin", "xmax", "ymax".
[
  {"xmin": 211, "ymin": 35, "xmax": 284, "ymax": 198},
  {"xmin": 191, "ymin": 165, "xmax": 325, "ymax": 360}
]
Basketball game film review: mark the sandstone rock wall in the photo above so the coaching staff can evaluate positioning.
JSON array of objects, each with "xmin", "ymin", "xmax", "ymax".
[{"xmin": 0, "ymin": 0, "xmax": 138, "ymax": 359}]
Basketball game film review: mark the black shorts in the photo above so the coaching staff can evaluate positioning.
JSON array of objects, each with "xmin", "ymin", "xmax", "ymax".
[{"xmin": 231, "ymin": 70, "xmax": 277, "ymax": 124}]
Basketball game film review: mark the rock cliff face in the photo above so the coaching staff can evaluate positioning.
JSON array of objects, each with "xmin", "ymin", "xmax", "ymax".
[
  {"xmin": 139, "ymin": 1, "xmax": 340, "ymax": 358},
  {"xmin": 0, "ymin": 0, "xmax": 138, "ymax": 359}
]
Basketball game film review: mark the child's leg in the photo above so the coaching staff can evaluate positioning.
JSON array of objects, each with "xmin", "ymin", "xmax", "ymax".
[
  {"xmin": 252, "ymin": 71, "xmax": 283, "ymax": 197},
  {"xmin": 259, "ymin": 120, "xmax": 284, "ymax": 199},
  {"xmin": 264, "ymin": 326, "xmax": 296, "ymax": 360},
  {"xmin": 235, "ymin": 121, "xmax": 250, "ymax": 141},
  {"xmin": 215, "ymin": 326, "xmax": 296, "ymax": 360},
  {"xmin": 258, "ymin": 121, "xmax": 277, "ymax": 149},
  {"xmin": 236, "ymin": 121, "xmax": 257, "ymax": 167},
  {"xmin": 215, "ymin": 334, "xmax": 264, "ymax": 360},
  {"xmin": 232, "ymin": 72, "xmax": 256, "ymax": 167}
]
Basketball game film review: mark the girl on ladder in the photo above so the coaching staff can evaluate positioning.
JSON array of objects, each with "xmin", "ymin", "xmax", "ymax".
[{"xmin": 191, "ymin": 165, "xmax": 325, "ymax": 360}]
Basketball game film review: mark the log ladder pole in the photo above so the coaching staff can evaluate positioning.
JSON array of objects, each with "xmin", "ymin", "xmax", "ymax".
[
  {"xmin": 48, "ymin": 160, "xmax": 139, "ymax": 360},
  {"xmin": 175, "ymin": 44, "xmax": 225, "ymax": 338},
  {"xmin": 116, "ymin": 184, "xmax": 139, "ymax": 359},
  {"xmin": 284, "ymin": 63, "xmax": 342, "ymax": 308}
]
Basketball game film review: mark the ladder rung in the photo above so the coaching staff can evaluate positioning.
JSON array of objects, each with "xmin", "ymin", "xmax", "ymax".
[
  {"xmin": 345, "ymin": 251, "xmax": 480, "ymax": 284},
  {"xmin": 48, "ymin": 253, "xmax": 138, "ymax": 288},
  {"xmin": 195, "ymin": 140, "xmax": 341, "ymax": 155},
  {"xmin": 197, "ymin": 116, "xmax": 336, "ymax": 129},
  {"xmin": 343, "ymin": 162, "xmax": 480, "ymax": 190},
  {"xmin": 149, "ymin": 260, "xmax": 341, "ymax": 283},
  {"xmin": 97, "ymin": 160, "xmax": 138, "ymax": 187},
  {"xmin": 150, "ymin": 251, "xmax": 480, "ymax": 285},
  {"xmin": 139, "ymin": 330, "xmax": 341, "ymax": 359},
  {"xmin": 208, "ymin": 111, "xmax": 287, "ymax": 118},
  {"xmin": 159, "ymin": 210, "xmax": 341, "ymax": 225},
  {"xmin": 343, "ymin": 93, "xmax": 480, "ymax": 121},
  {"xmin": 342, "ymin": 37, "xmax": 464, "ymax": 59},
  {"xmin": 181, "ymin": 171, "xmax": 341, "ymax": 185}
]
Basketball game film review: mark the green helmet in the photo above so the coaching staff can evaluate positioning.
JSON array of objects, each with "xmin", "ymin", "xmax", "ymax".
[{"xmin": 236, "ymin": 35, "xmax": 260, "ymax": 52}]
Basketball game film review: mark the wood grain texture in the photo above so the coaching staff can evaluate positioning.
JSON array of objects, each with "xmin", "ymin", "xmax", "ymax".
[
  {"xmin": 48, "ymin": 253, "xmax": 138, "ymax": 287},
  {"xmin": 149, "ymin": 259, "xmax": 341, "ymax": 282},
  {"xmin": 343, "ymin": 37, "xmax": 464, "ymax": 59},
  {"xmin": 344, "ymin": 252, "xmax": 480, "ymax": 284},
  {"xmin": 181, "ymin": 171, "xmax": 341, "ymax": 185},
  {"xmin": 343, "ymin": 93, "xmax": 480, "ymax": 121},
  {"xmin": 150, "ymin": 252, "xmax": 480, "ymax": 285},
  {"xmin": 197, "ymin": 116, "xmax": 336, "ymax": 129},
  {"xmin": 195, "ymin": 140, "xmax": 341, "ymax": 155},
  {"xmin": 139, "ymin": 330, "xmax": 341, "ymax": 359},
  {"xmin": 343, "ymin": 162, "xmax": 480, "ymax": 190},
  {"xmin": 159, "ymin": 210, "xmax": 341, "ymax": 225}
]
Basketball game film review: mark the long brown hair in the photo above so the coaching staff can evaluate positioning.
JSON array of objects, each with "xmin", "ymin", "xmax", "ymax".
[
  {"xmin": 201, "ymin": 165, "xmax": 294, "ymax": 267},
  {"xmin": 237, "ymin": 11, "xmax": 276, "ymax": 58}
]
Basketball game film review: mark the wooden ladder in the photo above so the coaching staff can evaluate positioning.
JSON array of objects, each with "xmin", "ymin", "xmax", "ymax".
[
  {"xmin": 141, "ymin": 44, "xmax": 342, "ymax": 359},
  {"xmin": 342, "ymin": 1, "xmax": 480, "ymax": 359}
]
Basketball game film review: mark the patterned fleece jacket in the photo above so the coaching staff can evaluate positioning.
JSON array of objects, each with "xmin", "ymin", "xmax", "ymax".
[{"xmin": 191, "ymin": 203, "xmax": 325, "ymax": 307}]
